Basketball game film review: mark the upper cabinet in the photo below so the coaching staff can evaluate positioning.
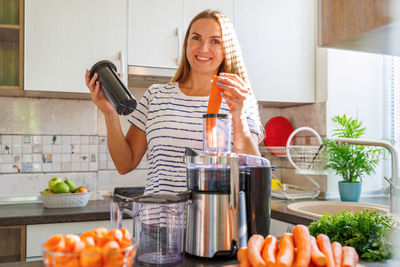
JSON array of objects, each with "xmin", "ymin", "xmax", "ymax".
[
  {"xmin": 318, "ymin": 0, "xmax": 399, "ymax": 57},
  {"xmin": 24, "ymin": 0, "xmax": 128, "ymax": 93},
  {"xmin": 0, "ymin": 0, "xmax": 24, "ymax": 90},
  {"xmin": 128, "ymin": 0, "xmax": 234, "ymax": 76},
  {"xmin": 235, "ymin": 0, "xmax": 316, "ymax": 103}
]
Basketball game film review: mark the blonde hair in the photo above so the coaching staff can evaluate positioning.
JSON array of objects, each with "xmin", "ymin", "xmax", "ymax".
[
  {"xmin": 171, "ymin": 9, "xmax": 264, "ymax": 141},
  {"xmin": 171, "ymin": 9, "xmax": 249, "ymax": 85}
]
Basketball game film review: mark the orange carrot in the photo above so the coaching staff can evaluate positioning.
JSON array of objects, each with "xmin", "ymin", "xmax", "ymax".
[
  {"xmin": 276, "ymin": 233, "xmax": 295, "ymax": 267},
  {"xmin": 310, "ymin": 236, "xmax": 326, "ymax": 266},
  {"xmin": 206, "ymin": 75, "xmax": 223, "ymax": 114},
  {"xmin": 261, "ymin": 235, "xmax": 278, "ymax": 267},
  {"xmin": 205, "ymin": 76, "xmax": 223, "ymax": 148},
  {"xmin": 332, "ymin": 241, "xmax": 342, "ymax": 267},
  {"xmin": 292, "ymin": 225, "xmax": 312, "ymax": 267},
  {"xmin": 237, "ymin": 247, "xmax": 252, "ymax": 267},
  {"xmin": 308, "ymin": 261, "xmax": 315, "ymax": 267},
  {"xmin": 247, "ymin": 234, "xmax": 266, "ymax": 267},
  {"xmin": 341, "ymin": 246, "xmax": 359, "ymax": 267},
  {"xmin": 316, "ymin": 234, "xmax": 335, "ymax": 267}
]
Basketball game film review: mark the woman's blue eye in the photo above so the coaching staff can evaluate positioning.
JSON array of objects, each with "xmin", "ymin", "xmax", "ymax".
[
  {"xmin": 212, "ymin": 39, "xmax": 220, "ymax": 44},
  {"xmin": 192, "ymin": 36, "xmax": 200, "ymax": 40}
]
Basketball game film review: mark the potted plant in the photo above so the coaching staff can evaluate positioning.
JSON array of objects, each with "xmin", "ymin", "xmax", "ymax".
[{"xmin": 323, "ymin": 115, "xmax": 382, "ymax": 202}]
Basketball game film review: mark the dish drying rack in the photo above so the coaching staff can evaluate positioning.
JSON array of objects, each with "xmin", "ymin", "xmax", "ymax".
[{"xmin": 270, "ymin": 127, "xmax": 328, "ymax": 200}]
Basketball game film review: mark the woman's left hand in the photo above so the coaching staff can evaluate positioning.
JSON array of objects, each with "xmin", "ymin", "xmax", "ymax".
[{"xmin": 216, "ymin": 73, "xmax": 249, "ymax": 117}]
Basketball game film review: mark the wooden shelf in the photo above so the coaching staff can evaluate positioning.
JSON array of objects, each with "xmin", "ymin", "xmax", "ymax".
[{"xmin": 0, "ymin": 24, "xmax": 20, "ymax": 29}]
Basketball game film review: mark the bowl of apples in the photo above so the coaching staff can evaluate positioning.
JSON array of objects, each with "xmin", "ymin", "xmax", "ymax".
[{"xmin": 40, "ymin": 177, "xmax": 91, "ymax": 208}]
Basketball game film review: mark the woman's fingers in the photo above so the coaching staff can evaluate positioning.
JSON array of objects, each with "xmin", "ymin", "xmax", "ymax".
[
  {"xmin": 219, "ymin": 72, "xmax": 246, "ymax": 88},
  {"xmin": 87, "ymin": 72, "xmax": 98, "ymax": 92}
]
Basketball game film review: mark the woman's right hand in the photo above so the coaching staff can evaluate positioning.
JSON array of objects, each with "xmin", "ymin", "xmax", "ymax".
[{"xmin": 85, "ymin": 69, "xmax": 116, "ymax": 116}]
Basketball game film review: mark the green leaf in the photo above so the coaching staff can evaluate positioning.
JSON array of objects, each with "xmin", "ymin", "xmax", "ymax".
[
  {"xmin": 308, "ymin": 209, "xmax": 395, "ymax": 261},
  {"xmin": 324, "ymin": 114, "xmax": 383, "ymax": 182}
]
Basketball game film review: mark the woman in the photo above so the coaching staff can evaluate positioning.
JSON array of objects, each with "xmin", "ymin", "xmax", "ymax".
[{"xmin": 85, "ymin": 10, "xmax": 264, "ymax": 195}]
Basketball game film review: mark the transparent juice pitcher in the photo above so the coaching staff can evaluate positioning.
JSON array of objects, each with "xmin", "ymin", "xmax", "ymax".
[{"xmin": 111, "ymin": 194, "xmax": 186, "ymax": 266}]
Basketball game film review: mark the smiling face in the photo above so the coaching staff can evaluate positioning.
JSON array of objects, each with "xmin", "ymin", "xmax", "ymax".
[{"xmin": 186, "ymin": 18, "xmax": 224, "ymax": 76}]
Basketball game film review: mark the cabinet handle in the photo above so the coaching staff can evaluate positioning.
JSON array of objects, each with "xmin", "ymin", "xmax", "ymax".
[
  {"xmin": 176, "ymin": 28, "xmax": 182, "ymax": 66},
  {"xmin": 119, "ymin": 51, "xmax": 126, "ymax": 82}
]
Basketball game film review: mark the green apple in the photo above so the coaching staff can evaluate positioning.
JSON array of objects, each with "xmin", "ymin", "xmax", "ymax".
[
  {"xmin": 48, "ymin": 177, "xmax": 62, "ymax": 190},
  {"xmin": 53, "ymin": 182, "xmax": 70, "ymax": 194},
  {"xmin": 64, "ymin": 178, "xmax": 77, "ymax": 192},
  {"xmin": 41, "ymin": 188, "xmax": 52, "ymax": 194}
]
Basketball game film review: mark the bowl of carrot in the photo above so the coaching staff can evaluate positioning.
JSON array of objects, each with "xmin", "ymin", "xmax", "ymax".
[{"xmin": 42, "ymin": 227, "xmax": 136, "ymax": 267}]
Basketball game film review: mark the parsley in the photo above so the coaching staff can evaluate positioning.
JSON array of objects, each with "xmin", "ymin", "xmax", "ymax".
[{"xmin": 308, "ymin": 209, "xmax": 395, "ymax": 261}]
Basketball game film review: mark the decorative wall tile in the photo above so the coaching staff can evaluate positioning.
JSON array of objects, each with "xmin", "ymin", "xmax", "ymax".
[
  {"xmin": 42, "ymin": 136, "xmax": 53, "ymax": 145},
  {"xmin": 71, "ymin": 136, "xmax": 80, "ymax": 144},
  {"xmin": 12, "ymin": 144, "xmax": 21, "ymax": 153},
  {"xmin": 12, "ymin": 135, "xmax": 22, "ymax": 145},
  {"xmin": 22, "ymin": 163, "xmax": 33, "ymax": 173},
  {"xmin": 62, "ymin": 154, "xmax": 71, "ymax": 162},
  {"xmin": 52, "ymin": 163, "xmax": 61, "ymax": 172},
  {"xmin": 52, "ymin": 154, "xmax": 61, "ymax": 163},
  {"xmin": 80, "ymin": 136, "xmax": 89, "ymax": 144},
  {"xmin": 32, "ymin": 144, "xmax": 41, "ymax": 153},
  {"xmin": 61, "ymin": 163, "xmax": 71, "ymax": 172},
  {"xmin": 32, "ymin": 154, "xmax": 42, "ymax": 163},
  {"xmin": 81, "ymin": 145, "xmax": 89, "ymax": 154},
  {"xmin": 62, "ymin": 144, "xmax": 71, "ymax": 154},
  {"xmin": 43, "ymin": 164, "xmax": 52, "ymax": 172},
  {"xmin": 52, "ymin": 145, "xmax": 62, "ymax": 153},
  {"xmin": 23, "ymin": 154, "xmax": 32, "ymax": 163},
  {"xmin": 61, "ymin": 136, "xmax": 71, "ymax": 145},
  {"xmin": 89, "ymin": 136, "xmax": 98, "ymax": 145},
  {"xmin": 2, "ymin": 154, "xmax": 11, "ymax": 163},
  {"xmin": 42, "ymin": 145, "xmax": 52, "ymax": 153},
  {"xmin": 23, "ymin": 144, "xmax": 32, "ymax": 154},
  {"xmin": 32, "ymin": 135, "xmax": 41, "ymax": 145}
]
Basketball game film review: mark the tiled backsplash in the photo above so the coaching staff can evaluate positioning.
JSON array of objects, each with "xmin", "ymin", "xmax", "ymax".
[
  {"xmin": 0, "ymin": 85, "xmax": 328, "ymax": 198},
  {"xmin": 1, "ymin": 134, "xmax": 148, "ymax": 174}
]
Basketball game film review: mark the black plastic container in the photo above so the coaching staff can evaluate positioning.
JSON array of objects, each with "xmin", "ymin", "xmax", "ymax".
[{"xmin": 90, "ymin": 60, "xmax": 137, "ymax": 115}]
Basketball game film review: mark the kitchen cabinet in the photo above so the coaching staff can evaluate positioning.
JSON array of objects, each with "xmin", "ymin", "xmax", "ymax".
[
  {"xmin": 318, "ymin": 0, "xmax": 399, "ymax": 57},
  {"xmin": 0, "ymin": 0, "xmax": 23, "ymax": 90},
  {"xmin": 269, "ymin": 218, "xmax": 295, "ymax": 238},
  {"xmin": 24, "ymin": 0, "xmax": 128, "ymax": 93},
  {"xmin": 235, "ymin": 0, "xmax": 316, "ymax": 103},
  {"xmin": 128, "ymin": 0, "xmax": 234, "ymax": 76},
  {"xmin": 0, "ymin": 225, "xmax": 25, "ymax": 263},
  {"xmin": 26, "ymin": 219, "xmax": 133, "ymax": 259}
]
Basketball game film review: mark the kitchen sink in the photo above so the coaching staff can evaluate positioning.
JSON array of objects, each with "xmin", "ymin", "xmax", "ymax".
[{"xmin": 287, "ymin": 201, "xmax": 390, "ymax": 220}]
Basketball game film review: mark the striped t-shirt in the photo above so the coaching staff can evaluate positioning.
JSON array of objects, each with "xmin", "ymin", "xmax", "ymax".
[{"xmin": 128, "ymin": 82, "xmax": 263, "ymax": 195}]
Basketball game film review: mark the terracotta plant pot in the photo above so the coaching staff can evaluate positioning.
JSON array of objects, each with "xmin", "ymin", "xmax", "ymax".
[{"xmin": 338, "ymin": 181, "xmax": 362, "ymax": 202}]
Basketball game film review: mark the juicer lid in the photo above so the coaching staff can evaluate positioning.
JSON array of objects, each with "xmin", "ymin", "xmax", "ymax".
[
  {"xmin": 89, "ymin": 60, "xmax": 117, "ymax": 79},
  {"xmin": 133, "ymin": 193, "xmax": 187, "ymax": 203}
]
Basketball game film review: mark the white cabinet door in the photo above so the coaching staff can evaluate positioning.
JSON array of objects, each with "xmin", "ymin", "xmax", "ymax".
[
  {"xmin": 183, "ymin": 0, "xmax": 235, "ymax": 31},
  {"xmin": 25, "ymin": 0, "xmax": 128, "ymax": 93},
  {"xmin": 128, "ymin": 0, "xmax": 183, "ymax": 69},
  {"xmin": 26, "ymin": 220, "xmax": 133, "ymax": 258},
  {"xmin": 128, "ymin": 0, "xmax": 234, "ymax": 73},
  {"xmin": 235, "ymin": 0, "xmax": 315, "ymax": 103}
]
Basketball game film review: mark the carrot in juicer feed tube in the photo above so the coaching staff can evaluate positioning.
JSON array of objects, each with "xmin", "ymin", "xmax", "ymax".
[{"xmin": 206, "ymin": 75, "xmax": 224, "ymax": 148}]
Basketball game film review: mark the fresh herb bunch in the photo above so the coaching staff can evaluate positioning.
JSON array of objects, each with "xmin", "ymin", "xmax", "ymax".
[
  {"xmin": 323, "ymin": 114, "xmax": 382, "ymax": 183},
  {"xmin": 308, "ymin": 209, "xmax": 395, "ymax": 261}
]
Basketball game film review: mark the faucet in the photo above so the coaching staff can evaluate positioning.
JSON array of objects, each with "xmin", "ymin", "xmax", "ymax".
[{"xmin": 335, "ymin": 138, "xmax": 400, "ymax": 213}]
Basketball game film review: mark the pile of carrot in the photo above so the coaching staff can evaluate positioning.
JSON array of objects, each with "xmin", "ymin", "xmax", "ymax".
[{"xmin": 238, "ymin": 224, "xmax": 359, "ymax": 267}]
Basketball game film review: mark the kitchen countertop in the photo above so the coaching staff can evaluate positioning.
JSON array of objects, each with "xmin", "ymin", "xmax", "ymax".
[
  {"xmin": 2, "ymin": 255, "xmax": 396, "ymax": 267},
  {"xmin": 0, "ymin": 195, "xmax": 395, "ymax": 267},
  {"xmin": 0, "ymin": 196, "xmax": 390, "ymax": 226}
]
